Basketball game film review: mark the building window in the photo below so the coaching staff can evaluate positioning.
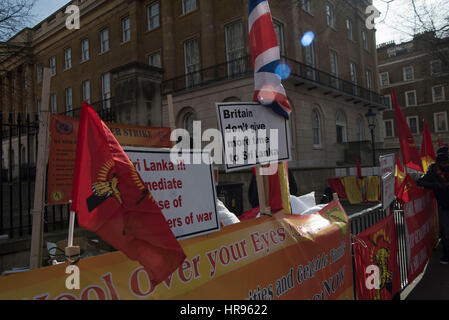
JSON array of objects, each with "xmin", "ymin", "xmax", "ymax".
[
  {"xmin": 432, "ymin": 85, "xmax": 445, "ymax": 102},
  {"xmin": 183, "ymin": 112, "xmax": 196, "ymax": 148},
  {"xmin": 405, "ymin": 90, "xmax": 417, "ymax": 106},
  {"xmin": 312, "ymin": 109, "xmax": 321, "ymax": 147},
  {"xmin": 82, "ymin": 80, "xmax": 91, "ymax": 103},
  {"xmin": 434, "ymin": 112, "xmax": 448, "ymax": 132},
  {"xmin": 379, "ymin": 72, "xmax": 389, "ymax": 87},
  {"xmin": 100, "ymin": 28, "xmax": 110, "ymax": 53},
  {"xmin": 365, "ymin": 69, "xmax": 372, "ymax": 90},
  {"xmin": 356, "ymin": 116, "xmax": 364, "ymax": 141},
  {"xmin": 65, "ymin": 87, "xmax": 73, "ymax": 116},
  {"xmin": 50, "ymin": 94, "xmax": 57, "ymax": 113},
  {"xmin": 184, "ymin": 38, "xmax": 200, "ymax": 88},
  {"xmin": 384, "ymin": 119, "xmax": 394, "ymax": 137},
  {"xmin": 362, "ymin": 30, "xmax": 369, "ymax": 51},
  {"xmin": 149, "ymin": 51, "xmax": 162, "ymax": 68},
  {"xmin": 336, "ymin": 110, "xmax": 347, "ymax": 143},
  {"xmin": 148, "ymin": 2, "xmax": 160, "ymax": 30},
  {"xmin": 305, "ymin": 43, "xmax": 316, "ymax": 80},
  {"xmin": 302, "ymin": 0, "xmax": 311, "ymax": 13},
  {"xmin": 384, "ymin": 94, "xmax": 392, "ymax": 109},
  {"xmin": 329, "ymin": 50, "xmax": 338, "ymax": 88},
  {"xmin": 36, "ymin": 64, "xmax": 43, "ymax": 83},
  {"xmin": 64, "ymin": 48, "xmax": 72, "ymax": 70},
  {"xmin": 407, "ymin": 116, "xmax": 419, "ymax": 134},
  {"xmin": 403, "ymin": 66, "xmax": 414, "ymax": 81},
  {"xmin": 225, "ymin": 20, "xmax": 245, "ymax": 77},
  {"xmin": 182, "ymin": 0, "xmax": 196, "ymax": 14},
  {"xmin": 350, "ymin": 62, "xmax": 358, "ymax": 95},
  {"xmin": 326, "ymin": 3, "xmax": 335, "ymax": 28},
  {"xmin": 37, "ymin": 99, "xmax": 41, "ymax": 114},
  {"xmin": 431, "ymin": 60, "xmax": 442, "ymax": 75},
  {"xmin": 101, "ymin": 72, "xmax": 111, "ymax": 109},
  {"xmin": 81, "ymin": 39, "xmax": 90, "ymax": 62},
  {"xmin": 121, "ymin": 16, "xmax": 131, "ymax": 43},
  {"xmin": 346, "ymin": 18, "xmax": 353, "ymax": 40},
  {"xmin": 273, "ymin": 20, "xmax": 285, "ymax": 56},
  {"xmin": 49, "ymin": 56, "xmax": 56, "ymax": 76}
]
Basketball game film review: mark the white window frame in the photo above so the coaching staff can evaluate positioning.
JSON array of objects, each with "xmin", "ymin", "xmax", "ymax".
[
  {"xmin": 336, "ymin": 110, "xmax": 348, "ymax": 143},
  {"xmin": 434, "ymin": 111, "xmax": 448, "ymax": 133},
  {"xmin": 81, "ymin": 39, "xmax": 90, "ymax": 62},
  {"xmin": 225, "ymin": 20, "xmax": 245, "ymax": 78},
  {"xmin": 362, "ymin": 30, "xmax": 369, "ymax": 51},
  {"xmin": 383, "ymin": 94, "xmax": 392, "ymax": 109},
  {"xmin": 405, "ymin": 90, "xmax": 417, "ymax": 107},
  {"xmin": 82, "ymin": 80, "xmax": 91, "ymax": 103},
  {"xmin": 384, "ymin": 119, "xmax": 394, "ymax": 137},
  {"xmin": 121, "ymin": 16, "xmax": 131, "ymax": 43},
  {"xmin": 330, "ymin": 50, "xmax": 339, "ymax": 88},
  {"xmin": 326, "ymin": 3, "xmax": 335, "ymax": 28},
  {"xmin": 50, "ymin": 94, "xmax": 57, "ymax": 113},
  {"xmin": 430, "ymin": 59, "xmax": 442, "ymax": 75},
  {"xmin": 312, "ymin": 109, "xmax": 322, "ymax": 148},
  {"xmin": 64, "ymin": 48, "xmax": 72, "ymax": 70},
  {"xmin": 101, "ymin": 72, "xmax": 111, "ymax": 109},
  {"xmin": 149, "ymin": 51, "xmax": 162, "ymax": 68},
  {"xmin": 406, "ymin": 115, "xmax": 419, "ymax": 134},
  {"xmin": 356, "ymin": 117, "xmax": 364, "ymax": 141},
  {"xmin": 65, "ymin": 87, "xmax": 73, "ymax": 116},
  {"xmin": 302, "ymin": 0, "xmax": 311, "ymax": 13},
  {"xmin": 49, "ymin": 56, "xmax": 56, "ymax": 76},
  {"xmin": 184, "ymin": 37, "xmax": 200, "ymax": 88},
  {"xmin": 365, "ymin": 69, "xmax": 372, "ymax": 90},
  {"xmin": 147, "ymin": 2, "xmax": 160, "ymax": 31},
  {"xmin": 432, "ymin": 85, "xmax": 445, "ymax": 102},
  {"xmin": 36, "ymin": 64, "xmax": 43, "ymax": 83},
  {"xmin": 182, "ymin": 0, "xmax": 197, "ymax": 15},
  {"xmin": 273, "ymin": 19, "xmax": 285, "ymax": 56},
  {"xmin": 100, "ymin": 28, "xmax": 110, "ymax": 53},
  {"xmin": 379, "ymin": 72, "xmax": 389, "ymax": 87},
  {"xmin": 350, "ymin": 62, "xmax": 358, "ymax": 95},
  {"xmin": 403, "ymin": 66, "xmax": 414, "ymax": 81},
  {"xmin": 305, "ymin": 42, "xmax": 316, "ymax": 80},
  {"xmin": 346, "ymin": 18, "xmax": 353, "ymax": 40}
]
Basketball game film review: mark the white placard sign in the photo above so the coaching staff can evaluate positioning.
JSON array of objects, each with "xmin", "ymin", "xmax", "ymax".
[
  {"xmin": 379, "ymin": 154, "xmax": 396, "ymax": 210},
  {"xmin": 124, "ymin": 147, "xmax": 220, "ymax": 240},
  {"xmin": 216, "ymin": 102, "xmax": 291, "ymax": 172}
]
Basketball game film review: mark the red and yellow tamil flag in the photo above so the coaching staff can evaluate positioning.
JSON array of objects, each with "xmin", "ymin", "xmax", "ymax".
[
  {"xmin": 394, "ymin": 153, "xmax": 406, "ymax": 197},
  {"xmin": 392, "ymin": 89, "xmax": 423, "ymax": 172},
  {"xmin": 420, "ymin": 119, "xmax": 436, "ymax": 173},
  {"xmin": 71, "ymin": 102, "xmax": 186, "ymax": 287}
]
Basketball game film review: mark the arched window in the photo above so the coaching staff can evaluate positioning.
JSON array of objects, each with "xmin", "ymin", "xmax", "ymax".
[
  {"xmin": 183, "ymin": 112, "xmax": 196, "ymax": 148},
  {"xmin": 312, "ymin": 109, "xmax": 322, "ymax": 147},
  {"xmin": 336, "ymin": 110, "xmax": 347, "ymax": 143},
  {"xmin": 356, "ymin": 116, "xmax": 364, "ymax": 141}
]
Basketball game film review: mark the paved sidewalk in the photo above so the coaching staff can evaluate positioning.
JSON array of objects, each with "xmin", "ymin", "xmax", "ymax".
[{"xmin": 405, "ymin": 243, "xmax": 449, "ymax": 300}]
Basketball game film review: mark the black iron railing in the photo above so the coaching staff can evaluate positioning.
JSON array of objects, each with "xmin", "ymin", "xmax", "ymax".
[
  {"xmin": 60, "ymin": 98, "xmax": 117, "ymax": 123},
  {"xmin": 162, "ymin": 55, "xmax": 389, "ymax": 109}
]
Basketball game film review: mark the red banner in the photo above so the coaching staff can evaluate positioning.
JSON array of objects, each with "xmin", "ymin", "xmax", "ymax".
[
  {"xmin": 353, "ymin": 215, "xmax": 401, "ymax": 300},
  {"xmin": 398, "ymin": 177, "xmax": 439, "ymax": 283}
]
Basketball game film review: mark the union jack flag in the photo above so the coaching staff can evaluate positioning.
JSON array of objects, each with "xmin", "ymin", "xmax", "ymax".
[{"xmin": 249, "ymin": 0, "xmax": 292, "ymax": 119}]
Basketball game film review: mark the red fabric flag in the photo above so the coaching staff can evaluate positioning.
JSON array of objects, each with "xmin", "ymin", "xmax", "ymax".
[
  {"xmin": 327, "ymin": 178, "xmax": 347, "ymax": 200},
  {"xmin": 353, "ymin": 215, "xmax": 401, "ymax": 300},
  {"xmin": 71, "ymin": 102, "xmax": 186, "ymax": 287},
  {"xmin": 394, "ymin": 153, "xmax": 406, "ymax": 197},
  {"xmin": 397, "ymin": 174, "xmax": 418, "ymax": 203},
  {"xmin": 356, "ymin": 158, "xmax": 362, "ymax": 179},
  {"xmin": 391, "ymin": 89, "xmax": 423, "ymax": 172},
  {"xmin": 420, "ymin": 119, "xmax": 436, "ymax": 173}
]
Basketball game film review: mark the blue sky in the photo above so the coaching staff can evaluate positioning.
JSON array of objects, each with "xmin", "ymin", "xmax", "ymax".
[{"xmin": 29, "ymin": 0, "xmax": 71, "ymax": 26}]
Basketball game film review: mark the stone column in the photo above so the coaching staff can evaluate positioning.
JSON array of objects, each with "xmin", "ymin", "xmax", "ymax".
[{"xmin": 111, "ymin": 62, "xmax": 164, "ymax": 127}]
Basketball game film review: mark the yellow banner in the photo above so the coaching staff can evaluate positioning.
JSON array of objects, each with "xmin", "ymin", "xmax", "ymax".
[{"xmin": 0, "ymin": 201, "xmax": 353, "ymax": 300}]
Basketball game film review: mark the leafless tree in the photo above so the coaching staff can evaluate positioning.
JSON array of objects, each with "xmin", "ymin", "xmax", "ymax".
[{"xmin": 0, "ymin": 0, "xmax": 37, "ymax": 41}]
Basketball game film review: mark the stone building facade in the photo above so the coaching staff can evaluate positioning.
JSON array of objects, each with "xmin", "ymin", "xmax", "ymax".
[{"xmin": 0, "ymin": 0, "xmax": 388, "ymax": 212}]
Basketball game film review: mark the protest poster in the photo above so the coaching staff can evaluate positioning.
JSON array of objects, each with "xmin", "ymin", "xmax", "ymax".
[
  {"xmin": 0, "ymin": 200, "xmax": 353, "ymax": 300},
  {"xmin": 216, "ymin": 102, "xmax": 291, "ymax": 172},
  {"xmin": 124, "ymin": 147, "xmax": 219, "ymax": 240},
  {"xmin": 353, "ymin": 215, "xmax": 401, "ymax": 300},
  {"xmin": 47, "ymin": 114, "xmax": 171, "ymax": 205}
]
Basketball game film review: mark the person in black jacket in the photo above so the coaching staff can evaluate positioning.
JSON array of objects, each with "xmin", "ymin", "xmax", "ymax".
[
  {"xmin": 248, "ymin": 168, "xmax": 297, "ymax": 208},
  {"xmin": 417, "ymin": 146, "xmax": 449, "ymax": 264}
]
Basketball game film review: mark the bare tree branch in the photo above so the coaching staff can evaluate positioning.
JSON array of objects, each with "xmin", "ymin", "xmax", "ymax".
[{"xmin": 0, "ymin": 0, "xmax": 37, "ymax": 42}]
